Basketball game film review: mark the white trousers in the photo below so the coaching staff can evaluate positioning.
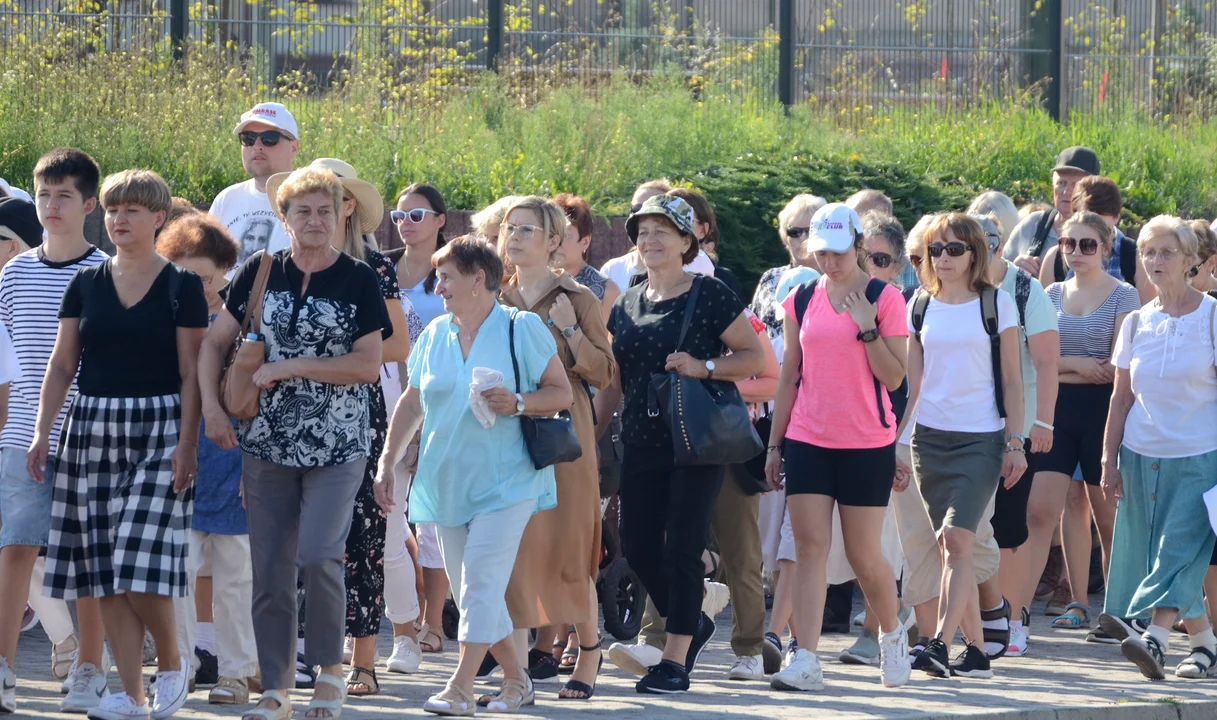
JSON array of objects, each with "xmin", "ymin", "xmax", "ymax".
[
  {"xmin": 174, "ymin": 530, "xmax": 259, "ymax": 678},
  {"xmin": 384, "ymin": 462, "xmax": 420, "ymax": 626}
]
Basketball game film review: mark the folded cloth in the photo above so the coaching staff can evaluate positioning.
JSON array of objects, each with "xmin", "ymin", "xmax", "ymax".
[{"xmin": 470, "ymin": 366, "xmax": 505, "ymax": 428}]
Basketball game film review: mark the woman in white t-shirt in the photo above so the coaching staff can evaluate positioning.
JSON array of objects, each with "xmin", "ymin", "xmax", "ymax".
[
  {"xmin": 1102, "ymin": 216, "xmax": 1217, "ymax": 681},
  {"xmin": 898, "ymin": 213, "xmax": 1026, "ymax": 680}
]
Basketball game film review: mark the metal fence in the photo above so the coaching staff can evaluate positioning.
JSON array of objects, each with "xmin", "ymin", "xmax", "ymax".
[{"xmin": 3, "ymin": 0, "xmax": 1217, "ymax": 121}]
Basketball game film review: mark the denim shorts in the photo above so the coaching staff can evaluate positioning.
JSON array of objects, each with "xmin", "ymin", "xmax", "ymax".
[{"xmin": 0, "ymin": 445, "xmax": 53, "ymax": 549}]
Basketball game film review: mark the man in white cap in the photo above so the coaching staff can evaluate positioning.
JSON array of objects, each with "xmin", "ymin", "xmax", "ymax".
[{"xmin": 209, "ymin": 102, "xmax": 300, "ymax": 269}]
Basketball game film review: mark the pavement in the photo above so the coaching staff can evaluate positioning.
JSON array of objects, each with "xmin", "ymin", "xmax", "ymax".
[{"xmin": 10, "ymin": 596, "xmax": 1217, "ymax": 719}]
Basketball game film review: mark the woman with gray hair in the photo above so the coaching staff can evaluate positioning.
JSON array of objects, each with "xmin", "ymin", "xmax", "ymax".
[
  {"xmin": 967, "ymin": 192, "xmax": 1021, "ymax": 247},
  {"xmin": 749, "ymin": 194, "xmax": 827, "ymax": 352},
  {"xmin": 197, "ymin": 166, "xmax": 390, "ymax": 720},
  {"xmin": 1102, "ymin": 216, "xmax": 1217, "ymax": 681},
  {"xmin": 862, "ymin": 213, "xmax": 909, "ymax": 288}
]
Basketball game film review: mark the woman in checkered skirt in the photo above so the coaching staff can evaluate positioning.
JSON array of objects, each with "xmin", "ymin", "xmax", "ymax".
[{"xmin": 27, "ymin": 169, "xmax": 209, "ymax": 720}]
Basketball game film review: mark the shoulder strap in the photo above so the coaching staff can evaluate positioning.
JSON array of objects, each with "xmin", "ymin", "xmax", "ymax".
[
  {"xmin": 1119, "ymin": 236, "xmax": 1138, "ymax": 287},
  {"xmin": 863, "ymin": 277, "xmax": 886, "ymax": 305},
  {"xmin": 244, "ymin": 251, "xmax": 274, "ymax": 336},
  {"xmin": 910, "ymin": 290, "xmax": 931, "ymax": 344},
  {"xmin": 979, "ymin": 286, "xmax": 1007, "ymax": 418},
  {"xmin": 673, "ymin": 275, "xmax": 704, "ymax": 353},
  {"xmin": 793, "ymin": 279, "xmax": 816, "ymax": 327},
  {"xmin": 1053, "ymin": 248, "xmax": 1067, "ymax": 283},
  {"xmin": 1014, "ymin": 269, "xmax": 1031, "ymax": 333},
  {"xmin": 166, "ymin": 265, "xmax": 182, "ymax": 324},
  {"xmin": 1028, "ymin": 209, "xmax": 1058, "ymax": 257},
  {"xmin": 508, "ymin": 309, "xmax": 521, "ymax": 393},
  {"xmin": 863, "ymin": 278, "xmax": 890, "ymax": 429}
]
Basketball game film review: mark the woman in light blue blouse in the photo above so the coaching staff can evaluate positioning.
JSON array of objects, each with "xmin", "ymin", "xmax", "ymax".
[{"xmin": 375, "ymin": 235, "xmax": 573, "ymax": 715}]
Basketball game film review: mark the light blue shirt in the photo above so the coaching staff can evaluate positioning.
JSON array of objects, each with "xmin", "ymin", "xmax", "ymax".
[
  {"xmin": 999, "ymin": 262, "xmax": 1059, "ymax": 435},
  {"xmin": 407, "ymin": 303, "xmax": 558, "ymax": 527},
  {"xmin": 402, "ymin": 278, "xmax": 448, "ymax": 328}
]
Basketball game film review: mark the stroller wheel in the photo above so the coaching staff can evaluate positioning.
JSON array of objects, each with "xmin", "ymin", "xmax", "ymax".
[{"xmin": 599, "ymin": 557, "xmax": 646, "ymax": 641}]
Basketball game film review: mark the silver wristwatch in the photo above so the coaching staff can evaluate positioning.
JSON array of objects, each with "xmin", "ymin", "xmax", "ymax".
[
  {"xmin": 514, "ymin": 392, "xmax": 526, "ymax": 416},
  {"xmin": 705, "ymin": 359, "xmax": 716, "ymax": 379}
]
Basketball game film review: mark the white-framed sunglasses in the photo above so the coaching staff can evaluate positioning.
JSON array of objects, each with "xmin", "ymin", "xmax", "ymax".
[{"xmin": 391, "ymin": 208, "xmax": 440, "ymax": 224}]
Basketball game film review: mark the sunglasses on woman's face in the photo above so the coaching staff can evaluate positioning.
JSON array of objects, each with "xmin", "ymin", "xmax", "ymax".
[
  {"xmin": 1058, "ymin": 236, "xmax": 1100, "ymax": 255},
  {"xmin": 391, "ymin": 208, "xmax": 439, "ymax": 224},
  {"xmin": 238, "ymin": 130, "xmax": 286, "ymax": 147},
  {"xmin": 868, "ymin": 252, "xmax": 893, "ymax": 269},
  {"xmin": 909, "ymin": 253, "xmax": 923, "ymax": 269},
  {"xmin": 927, "ymin": 242, "xmax": 970, "ymax": 259},
  {"xmin": 785, "ymin": 226, "xmax": 811, "ymax": 240}
]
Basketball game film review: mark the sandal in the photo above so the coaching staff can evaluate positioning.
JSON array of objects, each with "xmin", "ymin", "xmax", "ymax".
[
  {"xmin": 241, "ymin": 689, "xmax": 291, "ymax": 720},
  {"xmin": 1176, "ymin": 646, "xmax": 1217, "ymax": 679},
  {"xmin": 423, "ymin": 682, "xmax": 475, "ymax": 716},
  {"xmin": 209, "ymin": 676, "xmax": 250, "ymax": 705},
  {"xmin": 305, "ymin": 672, "xmax": 347, "ymax": 719},
  {"xmin": 296, "ymin": 652, "xmax": 317, "ymax": 689},
  {"xmin": 345, "ymin": 666, "xmax": 380, "ymax": 696},
  {"xmin": 1051, "ymin": 602, "xmax": 1090, "ymax": 629},
  {"xmin": 484, "ymin": 676, "xmax": 534, "ymax": 713},
  {"xmin": 558, "ymin": 640, "xmax": 603, "ymax": 700},
  {"xmin": 418, "ymin": 623, "xmax": 444, "ymax": 654},
  {"xmin": 557, "ymin": 630, "xmax": 578, "ymax": 675}
]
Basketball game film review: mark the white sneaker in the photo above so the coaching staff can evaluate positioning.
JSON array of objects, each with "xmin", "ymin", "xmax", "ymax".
[
  {"xmin": 879, "ymin": 628, "xmax": 912, "ymax": 688},
  {"xmin": 1, "ymin": 658, "xmax": 15, "ymax": 714},
  {"xmin": 386, "ymin": 635, "xmax": 422, "ymax": 674},
  {"xmin": 85, "ymin": 693, "xmax": 150, "ymax": 719},
  {"xmin": 150, "ymin": 657, "xmax": 189, "ymax": 720},
  {"xmin": 770, "ymin": 648, "xmax": 824, "ymax": 691},
  {"xmin": 853, "ymin": 610, "xmax": 866, "ymax": 627},
  {"xmin": 727, "ymin": 654, "xmax": 764, "ymax": 680},
  {"xmin": 61, "ymin": 662, "xmax": 109, "ymax": 713},
  {"xmin": 62, "ymin": 644, "xmax": 111, "ymax": 695},
  {"xmin": 1007, "ymin": 624, "xmax": 1028, "ymax": 657},
  {"xmin": 607, "ymin": 640, "xmax": 663, "ymax": 677},
  {"xmin": 702, "ymin": 580, "xmax": 731, "ymax": 618}
]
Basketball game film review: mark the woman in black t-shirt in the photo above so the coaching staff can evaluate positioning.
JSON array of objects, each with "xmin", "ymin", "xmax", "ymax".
[
  {"xmin": 604, "ymin": 195, "xmax": 765, "ymax": 695},
  {"xmin": 31, "ymin": 169, "xmax": 208, "ymax": 720}
]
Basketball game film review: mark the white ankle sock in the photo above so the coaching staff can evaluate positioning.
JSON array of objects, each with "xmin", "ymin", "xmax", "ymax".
[
  {"xmin": 1144, "ymin": 625, "xmax": 1170, "ymax": 647},
  {"xmin": 196, "ymin": 623, "xmax": 216, "ymax": 654},
  {"xmin": 1189, "ymin": 628, "xmax": 1216, "ymax": 650}
]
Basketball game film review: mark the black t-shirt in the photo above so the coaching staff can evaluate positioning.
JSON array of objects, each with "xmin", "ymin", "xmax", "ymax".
[
  {"xmin": 608, "ymin": 275, "xmax": 744, "ymax": 447},
  {"xmin": 59, "ymin": 260, "xmax": 209, "ymax": 398},
  {"xmin": 713, "ymin": 265, "xmax": 744, "ymax": 303}
]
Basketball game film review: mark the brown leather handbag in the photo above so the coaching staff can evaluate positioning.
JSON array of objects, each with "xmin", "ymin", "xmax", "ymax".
[{"xmin": 219, "ymin": 252, "xmax": 274, "ymax": 419}]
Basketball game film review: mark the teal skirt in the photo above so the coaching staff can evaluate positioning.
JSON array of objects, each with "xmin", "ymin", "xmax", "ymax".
[{"xmin": 1103, "ymin": 447, "xmax": 1217, "ymax": 621}]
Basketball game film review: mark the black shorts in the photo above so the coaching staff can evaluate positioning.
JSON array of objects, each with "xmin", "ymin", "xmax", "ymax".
[
  {"xmin": 1037, "ymin": 383, "xmax": 1112, "ymax": 486},
  {"xmin": 783, "ymin": 439, "xmax": 896, "ymax": 507},
  {"xmin": 991, "ymin": 440, "xmax": 1041, "ymax": 549}
]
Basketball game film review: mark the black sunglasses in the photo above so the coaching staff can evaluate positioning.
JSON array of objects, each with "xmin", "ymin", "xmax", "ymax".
[
  {"xmin": 630, "ymin": 203, "xmax": 643, "ymax": 214},
  {"xmin": 927, "ymin": 242, "xmax": 971, "ymax": 259},
  {"xmin": 868, "ymin": 252, "xmax": 893, "ymax": 269},
  {"xmin": 909, "ymin": 253, "xmax": 923, "ymax": 269},
  {"xmin": 785, "ymin": 226, "xmax": 811, "ymax": 240},
  {"xmin": 1058, "ymin": 236, "xmax": 1100, "ymax": 256},
  {"xmin": 238, "ymin": 130, "xmax": 286, "ymax": 147}
]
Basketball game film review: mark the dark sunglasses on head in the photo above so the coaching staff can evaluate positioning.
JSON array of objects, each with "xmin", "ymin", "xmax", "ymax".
[
  {"xmin": 927, "ymin": 242, "xmax": 971, "ymax": 259},
  {"xmin": 785, "ymin": 226, "xmax": 811, "ymax": 240},
  {"xmin": 238, "ymin": 130, "xmax": 286, "ymax": 148},
  {"xmin": 1058, "ymin": 236, "xmax": 1100, "ymax": 255},
  {"xmin": 909, "ymin": 253, "xmax": 923, "ymax": 269},
  {"xmin": 391, "ymin": 208, "xmax": 440, "ymax": 224},
  {"xmin": 868, "ymin": 252, "xmax": 893, "ymax": 269}
]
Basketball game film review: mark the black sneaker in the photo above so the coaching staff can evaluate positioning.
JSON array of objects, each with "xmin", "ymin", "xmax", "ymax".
[
  {"xmin": 1121, "ymin": 634, "xmax": 1167, "ymax": 680},
  {"xmin": 1098, "ymin": 613, "xmax": 1149, "ymax": 642},
  {"xmin": 685, "ymin": 612, "xmax": 715, "ymax": 672},
  {"xmin": 949, "ymin": 643, "xmax": 994, "ymax": 679},
  {"xmin": 636, "ymin": 659, "xmax": 690, "ymax": 694},
  {"xmin": 527, "ymin": 648, "xmax": 560, "ymax": 683},
  {"xmin": 475, "ymin": 652, "xmax": 499, "ymax": 681},
  {"xmin": 911, "ymin": 638, "xmax": 950, "ymax": 677},
  {"xmin": 194, "ymin": 647, "xmax": 218, "ymax": 687},
  {"xmin": 762, "ymin": 632, "xmax": 783, "ymax": 675}
]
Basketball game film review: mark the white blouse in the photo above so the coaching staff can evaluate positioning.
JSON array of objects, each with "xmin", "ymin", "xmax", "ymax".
[{"xmin": 1113, "ymin": 295, "xmax": 1217, "ymax": 458}]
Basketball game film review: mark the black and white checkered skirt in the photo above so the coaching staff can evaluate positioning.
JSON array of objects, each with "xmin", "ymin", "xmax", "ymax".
[{"xmin": 44, "ymin": 394, "xmax": 192, "ymax": 599}]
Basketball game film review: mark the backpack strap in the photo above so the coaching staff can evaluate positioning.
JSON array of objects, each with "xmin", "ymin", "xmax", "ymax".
[
  {"xmin": 979, "ymin": 286, "xmax": 1007, "ymax": 419},
  {"xmin": 1053, "ymin": 248, "xmax": 1067, "ymax": 283},
  {"xmin": 863, "ymin": 278, "xmax": 890, "ymax": 429},
  {"xmin": 166, "ymin": 264, "xmax": 182, "ymax": 324},
  {"xmin": 1027, "ymin": 208, "xmax": 1058, "ymax": 257},
  {"xmin": 1014, "ymin": 268, "xmax": 1031, "ymax": 334},
  {"xmin": 792, "ymin": 278, "xmax": 817, "ymax": 327},
  {"xmin": 1119, "ymin": 235, "xmax": 1138, "ymax": 287},
  {"xmin": 910, "ymin": 290, "xmax": 931, "ymax": 344}
]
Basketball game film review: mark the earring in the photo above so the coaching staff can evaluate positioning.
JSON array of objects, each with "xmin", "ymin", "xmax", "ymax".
[{"xmin": 473, "ymin": 287, "xmax": 479, "ymax": 297}]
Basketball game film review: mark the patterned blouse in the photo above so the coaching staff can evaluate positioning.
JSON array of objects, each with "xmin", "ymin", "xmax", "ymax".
[
  {"xmin": 573, "ymin": 263, "xmax": 610, "ymax": 301},
  {"xmin": 750, "ymin": 264, "xmax": 792, "ymax": 342}
]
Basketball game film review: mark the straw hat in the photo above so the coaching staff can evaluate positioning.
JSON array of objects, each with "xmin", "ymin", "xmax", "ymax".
[{"xmin": 266, "ymin": 158, "xmax": 384, "ymax": 234}]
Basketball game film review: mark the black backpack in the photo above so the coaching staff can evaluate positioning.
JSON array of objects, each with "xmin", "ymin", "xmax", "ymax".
[
  {"xmin": 909, "ymin": 285, "xmax": 1007, "ymax": 419},
  {"xmin": 791, "ymin": 277, "xmax": 892, "ymax": 429}
]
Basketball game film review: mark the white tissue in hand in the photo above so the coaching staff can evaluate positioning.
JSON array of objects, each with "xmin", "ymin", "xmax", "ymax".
[{"xmin": 470, "ymin": 366, "xmax": 505, "ymax": 428}]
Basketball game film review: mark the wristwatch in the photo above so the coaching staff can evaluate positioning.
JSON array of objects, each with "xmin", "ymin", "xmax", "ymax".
[
  {"xmin": 857, "ymin": 327, "xmax": 881, "ymax": 343},
  {"xmin": 704, "ymin": 359, "xmax": 716, "ymax": 379},
  {"xmin": 561, "ymin": 323, "xmax": 579, "ymax": 340},
  {"xmin": 514, "ymin": 392, "xmax": 526, "ymax": 416}
]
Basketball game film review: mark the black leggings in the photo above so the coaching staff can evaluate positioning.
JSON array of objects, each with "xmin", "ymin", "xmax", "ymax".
[{"xmin": 620, "ymin": 443, "xmax": 724, "ymax": 636}]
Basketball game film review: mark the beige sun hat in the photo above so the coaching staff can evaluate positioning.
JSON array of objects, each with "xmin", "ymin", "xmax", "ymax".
[{"xmin": 266, "ymin": 158, "xmax": 384, "ymax": 234}]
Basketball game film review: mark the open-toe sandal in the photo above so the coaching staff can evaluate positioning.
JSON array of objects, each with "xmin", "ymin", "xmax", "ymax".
[
  {"xmin": 557, "ymin": 633, "xmax": 578, "ymax": 675},
  {"xmin": 484, "ymin": 676, "xmax": 534, "ymax": 713},
  {"xmin": 1051, "ymin": 602, "xmax": 1090, "ymax": 629},
  {"xmin": 418, "ymin": 623, "xmax": 444, "ymax": 654},
  {"xmin": 241, "ymin": 689, "xmax": 291, "ymax": 720},
  {"xmin": 424, "ymin": 682, "xmax": 476, "ymax": 716},
  {"xmin": 1176, "ymin": 646, "xmax": 1217, "ymax": 679},
  {"xmin": 305, "ymin": 672, "xmax": 347, "ymax": 719},
  {"xmin": 345, "ymin": 666, "xmax": 380, "ymax": 696},
  {"xmin": 558, "ymin": 639, "xmax": 603, "ymax": 701},
  {"xmin": 209, "ymin": 676, "xmax": 250, "ymax": 705}
]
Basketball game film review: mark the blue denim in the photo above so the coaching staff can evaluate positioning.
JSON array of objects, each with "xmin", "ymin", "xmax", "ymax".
[{"xmin": 0, "ymin": 446, "xmax": 53, "ymax": 548}]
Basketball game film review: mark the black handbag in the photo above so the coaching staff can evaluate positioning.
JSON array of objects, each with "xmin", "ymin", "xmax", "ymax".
[
  {"xmin": 508, "ymin": 311, "xmax": 583, "ymax": 470},
  {"xmin": 647, "ymin": 276, "xmax": 764, "ymax": 467},
  {"xmin": 730, "ymin": 415, "xmax": 772, "ymax": 495}
]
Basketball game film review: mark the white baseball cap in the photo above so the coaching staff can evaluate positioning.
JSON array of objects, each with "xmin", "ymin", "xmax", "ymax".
[
  {"xmin": 806, "ymin": 202, "xmax": 863, "ymax": 254},
  {"xmin": 233, "ymin": 102, "xmax": 299, "ymax": 140}
]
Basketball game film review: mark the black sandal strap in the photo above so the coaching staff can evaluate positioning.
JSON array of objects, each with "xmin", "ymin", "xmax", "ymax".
[
  {"xmin": 1187, "ymin": 646, "xmax": 1217, "ymax": 664},
  {"xmin": 559, "ymin": 679, "xmax": 595, "ymax": 700},
  {"xmin": 579, "ymin": 635, "xmax": 603, "ymax": 652}
]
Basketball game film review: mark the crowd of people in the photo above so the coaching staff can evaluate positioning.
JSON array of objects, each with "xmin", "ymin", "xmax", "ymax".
[{"xmin": 0, "ymin": 101, "xmax": 1215, "ymax": 719}]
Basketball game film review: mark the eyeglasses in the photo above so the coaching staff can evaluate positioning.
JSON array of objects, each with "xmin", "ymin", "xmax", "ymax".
[
  {"xmin": 785, "ymin": 226, "xmax": 810, "ymax": 240},
  {"xmin": 238, "ymin": 130, "xmax": 287, "ymax": 147},
  {"xmin": 1058, "ymin": 236, "xmax": 1100, "ymax": 255},
  {"xmin": 927, "ymin": 242, "xmax": 971, "ymax": 259},
  {"xmin": 868, "ymin": 252, "xmax": 893, "ymax": 269},
  {"xmin": 391, "ymin": 208, "xmax": 439, "ymax": 224},
  {"xmin": 909, "ymin": 253, "xmax": 923, "ymax": 269},
  {"xmin": 504, "ymin": 223, "xmax": 541, "ymax": 239},
  {"xmin": 1139, "ymin": 247, "xmax": 1181, "ymax": 263}
]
